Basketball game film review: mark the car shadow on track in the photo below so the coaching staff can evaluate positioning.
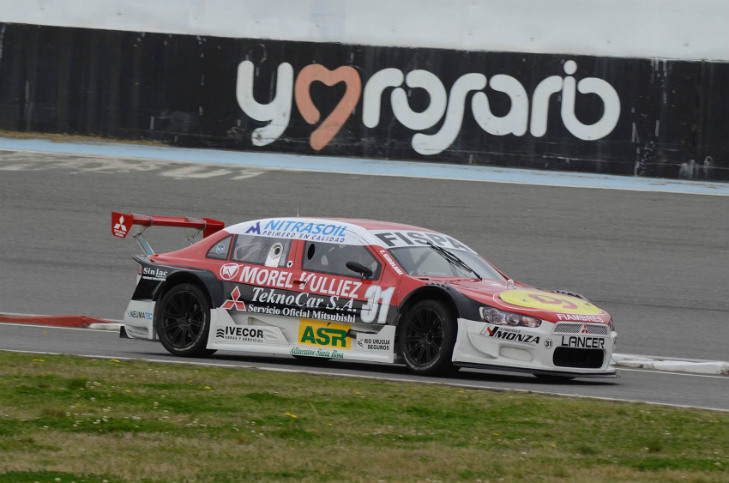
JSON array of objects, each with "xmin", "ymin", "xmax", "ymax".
[{"xmin": 129, "ymin": 348, "xmax": 618, "ymax": 387}]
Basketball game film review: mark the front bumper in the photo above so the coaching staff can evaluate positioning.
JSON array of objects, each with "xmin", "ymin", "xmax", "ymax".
[{"xmin": 452, "ymin": 318, "xmax": 617, "ymax": 376}]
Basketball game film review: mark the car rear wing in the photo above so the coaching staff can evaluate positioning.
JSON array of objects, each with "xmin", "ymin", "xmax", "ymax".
[{"xmin": 112, "ymin": 212, "xmax": 225, "ymax": 255}]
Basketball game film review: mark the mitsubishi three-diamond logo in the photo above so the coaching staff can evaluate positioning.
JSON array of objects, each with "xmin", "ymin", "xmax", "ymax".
[
  {"xmin": 112, "ymin": 213, "xmax": 133, "ymax": 238},
  {"xmin": 221, "ymin": 286, "xmax": 246, "ymax": 311}
]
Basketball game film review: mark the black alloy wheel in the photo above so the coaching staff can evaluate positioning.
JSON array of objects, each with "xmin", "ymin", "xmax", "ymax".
[
  {"xmin": 399, "ymin": 300, "xmax": 457, "ymax": 376},
  {"xmin": 156, "ymin": 283, "xmax": 216, "ymax": 357}
]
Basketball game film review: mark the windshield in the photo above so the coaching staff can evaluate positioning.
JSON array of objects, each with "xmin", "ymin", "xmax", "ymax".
[{"xmin": 388, "ymin": 246, "xmax": 506, "ymax": 280}]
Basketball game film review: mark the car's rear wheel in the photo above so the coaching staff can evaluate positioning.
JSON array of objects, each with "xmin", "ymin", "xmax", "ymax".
[
  {"xmin": 398, "ymin": 300, "xmax": 457, "ymax": 376},
  {"xmin": 156, "ymin": 283, "xmax": 216, "ymax": 357}
]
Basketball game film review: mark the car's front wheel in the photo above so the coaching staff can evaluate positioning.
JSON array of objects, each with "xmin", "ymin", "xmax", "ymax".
[
  {"xmin": 156, "ymin": 283, "xmax": 216, "ymax": 357},
  {"xmin": 398, "ymin": 300, "xmax": 457, "ymax": 376}
]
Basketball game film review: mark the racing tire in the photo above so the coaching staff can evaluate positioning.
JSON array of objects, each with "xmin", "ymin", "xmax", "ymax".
[
  {"xmin": 398, "ymin": 300, "xmax": 457, "ymax": 376},
  {"xmin": 156, "ymin": 283, "xmax": 216, "ymax": 357}
]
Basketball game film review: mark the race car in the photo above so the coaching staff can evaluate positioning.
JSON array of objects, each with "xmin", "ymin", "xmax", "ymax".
[{"xmin": 112, "ymin": 212, "xmax": 617, "ymax": 378}]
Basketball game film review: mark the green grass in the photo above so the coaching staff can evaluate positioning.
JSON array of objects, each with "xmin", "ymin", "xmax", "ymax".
[{"xmin": 0, "ymin": 351, "xmax": 727, "ymax": 483}]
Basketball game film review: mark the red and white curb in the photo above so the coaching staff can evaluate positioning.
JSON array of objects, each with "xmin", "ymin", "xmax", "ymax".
[
  {"xmin": 612, "ymin": 353, "xmax": 729, "ymax": 375},
  {"xmin": 0, "ymin": 313, "xmax": 122, "ymax": 331}
]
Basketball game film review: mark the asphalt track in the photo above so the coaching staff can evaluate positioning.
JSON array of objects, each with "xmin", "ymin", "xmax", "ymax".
[
  {"xmin": 1, "ymin": 147, "xmax": 728, "ymax": 409},
  {"xmin": 1, "ymin": 323, "xmax": 728, "ymax": 411}
]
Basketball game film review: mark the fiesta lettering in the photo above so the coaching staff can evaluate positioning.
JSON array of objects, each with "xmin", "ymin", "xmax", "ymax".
[{"xmin": 374, "ymin": 231, "xmax": 474, "ymax": 252}]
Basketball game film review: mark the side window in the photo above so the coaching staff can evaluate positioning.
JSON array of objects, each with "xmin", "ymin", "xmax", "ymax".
[
  {"xmin": 302, "ymin": 242, "xmax": 381, "ymax": 279},
  {"xmin": 231, "ymin": 235, "xmax": 292, "ymax": 267},
  {"xmin": 206, "ymin": 235, "xmax": 233, "ymax": 260}
]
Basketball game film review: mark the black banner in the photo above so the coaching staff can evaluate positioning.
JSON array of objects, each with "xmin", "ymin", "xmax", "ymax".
[{"xmin": 0, "ymin": 23, "xmax": 726, "ymax": 180}]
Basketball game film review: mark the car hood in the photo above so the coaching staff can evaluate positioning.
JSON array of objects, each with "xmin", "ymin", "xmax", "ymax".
[{"xmin": 443, "ymin": 278, "xmax": 611, "ymax": 324}]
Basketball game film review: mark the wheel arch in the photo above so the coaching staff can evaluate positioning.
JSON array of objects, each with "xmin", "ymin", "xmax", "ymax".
[
  {"xmin": 397, "ymin": 285, "xmax": 461, "ymax": 324},
  {"xmin": 395, "ymin": 284, "xmax": 465, "ymax": 375},
  {"xmin": 397, "ymin": 281, "xmax": 484, "ymax": 323},
  {"xmin": 153, "ymin": 270, "xmax": 224, "ymax": 309}
]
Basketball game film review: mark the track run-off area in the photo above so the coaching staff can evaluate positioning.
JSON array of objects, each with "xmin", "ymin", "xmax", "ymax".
[{"xmin": 0, "ymin": 137, "xmax": 728, "ymax": 410}]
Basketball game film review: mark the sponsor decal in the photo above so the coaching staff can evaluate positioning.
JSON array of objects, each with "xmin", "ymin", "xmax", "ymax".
[
  {"xmin": 298, "ymin": 319, "xmax": 351, "ymax": 350},
  {"xmin": 556, "ymin": 313, "xmax": 605, "ymax": 323},
  {"xmin": 290, "ymin": 347, "xmax": 344, "ymax": 359},
  {"xmin": 223, "ymin": 282, "xmax": 393, "ymax": 325},
  {"xmin": 215, "ymin": 325, "xmax": 265, "ymax": 343},
  {"xmin": 112, "ymin": 213, "xmax": 132, "ymax": 238},
  {"xmin": 379, "ymin": 248, "xmax": 404, "ymax": 275},
  {"xmin": 482, "ymin": 325, "xmax": 540, "ymax": 345},
  {"xmin": 560, "ymin": 336, "xmax": 605, "ymax": 349},
  {"xmin": 356, "ymin": 336, "xmax": 392, "ymax": 352},
  {"xmin": 214, "ymin": 243, "xmax": 227, "ymax": 255},
  {"xmin": 126, "ymin": 310, "xmax": 153, "ymax": 320},
  {"xmin": 237, "ymin": 60, "xmax": 619, "ymax": 153},
  {"xmin": 221, "ymin": 287, "xmax": 246, "ymax": 311},
  {"xmin": 373, "ymin": 230, "xmax": 473, "ymax": 252},
  {"xmin": 251, "ymin": 287, "xmax": 354, "ymax": 312},
  {"xmin": 498, "ymin": 289, "xmax": 604, "ymax": 315},
  {"xmin": 298, "ymin": 273, "xmax": 362, "ymax": 298},
  {"xmin": 308, "ymin": 310, "xmax": 356, "ymax": 323},
  {"xmin": 245, "ymin": 219, "xmax": 348, "ymax": 243},
  {"xmin": 245, "ymin": 303, "xmax": 357, "ymax": 324},
  {"xmin": 235, "ymin": 265, "xmax": 295, "ymax": 289},
  {"xmin": 142, "ymin": 267, "xmax": 168, "ymax": 281},
  {"xmin": 220, "ymin": 263, "xmax": 241, "ymax": 281}
]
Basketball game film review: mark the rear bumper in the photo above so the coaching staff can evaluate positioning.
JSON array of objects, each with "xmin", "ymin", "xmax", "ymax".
[{"xmin": 122, "ymin": 300, "xmax": 157, "ymax": 340}]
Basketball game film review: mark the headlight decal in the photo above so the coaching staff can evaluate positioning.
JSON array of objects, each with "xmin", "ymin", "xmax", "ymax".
[{"xmin": 479, "ymin": 306, "xmax": 542, "ymax": 328}]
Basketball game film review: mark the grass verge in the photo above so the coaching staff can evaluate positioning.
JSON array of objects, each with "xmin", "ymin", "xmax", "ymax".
[{"xmin": 0, "ymin": 351, "xmax": 727, "ymax": 483}]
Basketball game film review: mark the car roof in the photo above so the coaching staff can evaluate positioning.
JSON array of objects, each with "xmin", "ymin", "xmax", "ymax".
[
  {"xmin": 224, "ymin": 217, "xmax": 438, "ymax": 246},
  {"xmin": 325, "ymin": 218, "xmax": 436, "ymax": 232}
]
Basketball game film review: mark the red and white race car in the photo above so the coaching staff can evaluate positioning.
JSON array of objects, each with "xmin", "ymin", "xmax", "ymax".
[{"xmin": 113, "ymin": 212, "xmax": 617, "ymax": 378}]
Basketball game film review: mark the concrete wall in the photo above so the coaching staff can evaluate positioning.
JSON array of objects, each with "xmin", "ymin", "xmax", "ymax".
[
  {"xmin": 0, "ymin": 2, "xmax": 726, "ymax": 180},
  {"xmin": 1, "ymin": 0, "xmax": 728, "ymax": 61}
]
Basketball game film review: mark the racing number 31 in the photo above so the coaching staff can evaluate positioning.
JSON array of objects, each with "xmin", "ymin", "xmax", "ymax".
[{"xmin": 361, "ymin": 286, "xmax": 395, "ymax": 324}]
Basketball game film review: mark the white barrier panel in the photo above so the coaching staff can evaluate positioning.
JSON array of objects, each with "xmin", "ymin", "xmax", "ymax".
[{"xmin": 1, "ymin": 0, "xmax": 728, "ymax": 61}]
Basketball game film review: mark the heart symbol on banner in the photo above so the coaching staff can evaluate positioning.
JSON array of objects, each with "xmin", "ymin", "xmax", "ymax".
[{"xmin": 294, "ymin": 64, "xmax": 362, "ymax": 151}]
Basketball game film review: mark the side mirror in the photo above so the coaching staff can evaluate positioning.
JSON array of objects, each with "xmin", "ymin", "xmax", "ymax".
[{"xmin": 346, "ymin": 261, "xmax": 373, "ymax": 279}]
